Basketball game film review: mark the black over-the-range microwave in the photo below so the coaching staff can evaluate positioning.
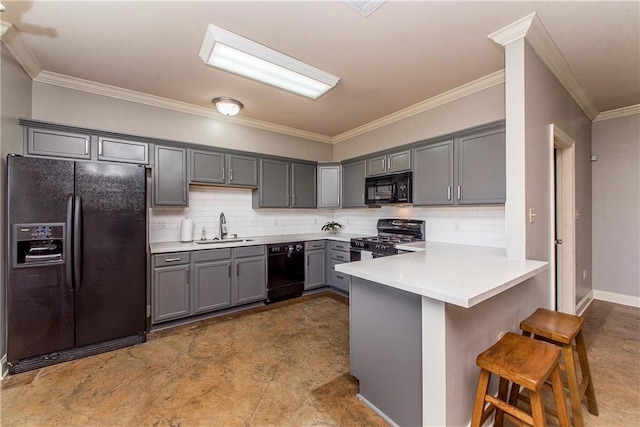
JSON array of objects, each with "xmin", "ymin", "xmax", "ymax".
[{"xmin": 365, "ymin": 172, "xmax": 412, "ymax": 205}]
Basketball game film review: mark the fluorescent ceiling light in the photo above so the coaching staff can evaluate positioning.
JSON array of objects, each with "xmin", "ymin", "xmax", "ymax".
[
  {"xmin": 343, "ymin": 0, "xmax": 386, "ymax": 18},
  {"xmin": 212, "ymin": 97, "xmax": 243, "ymax": 116},
  {"xmin": 199, "ymin": 24, "xmax": 340, "ymax": 99}
]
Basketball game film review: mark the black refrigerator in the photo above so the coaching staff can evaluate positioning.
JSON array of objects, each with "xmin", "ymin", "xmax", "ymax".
[{"xmin": 7, "ymin": 155, "xmax": 147, "ymax": 373}]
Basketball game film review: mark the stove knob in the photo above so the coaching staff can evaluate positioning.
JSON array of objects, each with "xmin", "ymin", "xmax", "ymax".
[{"xmin": 296, "ymin": 244, "xmax": 303, "ymax": 251}]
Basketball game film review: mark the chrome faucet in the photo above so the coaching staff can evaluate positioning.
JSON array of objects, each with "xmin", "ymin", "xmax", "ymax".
[{"xmin": 219, "ymin": 212, "xmax": 228, "ymax": 240}]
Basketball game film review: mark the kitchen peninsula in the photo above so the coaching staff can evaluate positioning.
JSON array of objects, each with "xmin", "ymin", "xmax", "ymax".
[{"xmin": 336, "ymin": 242, "xmax": 549, "ymax": 426}]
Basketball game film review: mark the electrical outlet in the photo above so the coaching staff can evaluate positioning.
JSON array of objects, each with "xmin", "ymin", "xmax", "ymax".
[
  {"xmin": 528, "ymin": 208, "xmax": 536, "ymax": 223},
  {"xmin": 583, "ymin": 269, "xmax": 588, "ymax": 280},
  {"xmin": 159, "ymin": 221, "xmax": 166, "ymax": 230},
  {"xmin": 453, "ymin": 220, "xmax": 460, "ymax": 231}
]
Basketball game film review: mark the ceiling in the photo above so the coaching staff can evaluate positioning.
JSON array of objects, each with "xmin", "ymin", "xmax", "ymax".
[{"xmin": 2, "ymin": 1, "xmax": 639, "ymax": 140}]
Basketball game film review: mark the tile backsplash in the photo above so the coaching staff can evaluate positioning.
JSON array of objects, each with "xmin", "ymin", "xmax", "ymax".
[{"xmin": 149, "ymin": 186, "xmax": 506, "ymax": 248}]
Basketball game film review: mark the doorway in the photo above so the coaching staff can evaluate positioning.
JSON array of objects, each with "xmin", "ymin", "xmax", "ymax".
[{"xmin": 550, "ymin": 125, "xmax": 576, "ymax": 314}]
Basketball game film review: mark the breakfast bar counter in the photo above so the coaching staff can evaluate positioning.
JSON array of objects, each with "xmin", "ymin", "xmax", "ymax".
[{"xmin": 335, "ymin": 242, "xmax": 549, "ymax": 426}]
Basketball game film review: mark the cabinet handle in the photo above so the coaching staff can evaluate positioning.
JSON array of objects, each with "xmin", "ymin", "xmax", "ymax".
[
  {"xmin": 292, "ymin": 194, "xmax": 296, "ymax": 206},
  {"xmin": 98, "ymin": 140, "xmax": 103, "ymax": 156},
  {"xmin": 336, "ymin": 275, "xmax": 344, "ymax": 280},
  {"xmin": 184, "ymin": 268, "xmax": 189, "ymax": 285},
  {"xmin": 222, "ymin": 168, "xmax": 225, "ymax": 181},
  {"xmin": 447, "ymin": 186, "xmax": 451, "ymax": 201},
  {"xmin": 307, "ymin": 255, "xmax": 310, "ymax": 266},
  {"xmin": 164, "ymin": 257, "xmax": 182, "ymax": 262},
  {"xmin": 457, "ymin": 185, "xmax": 461, "ymax": 200},
  {"xmin": 230, "ymin": 169, "xmax": 233, "ymax": 181},
  {"xmin": 236, "ymin": 264, "xmax": 240, "ymax": 276},
  {"xmin": 85, "ymin": 140, "xmax": 89, "ymax": 155},
  {"xmin": 286, "ymin": 194, "xmax": 290, "ymax": 205},
  {"xmin": 389, "ymin": 157, "xmax": 392, "ymax": 171},
  {"xmin": 382, "ymin": 157, "xmax": 386, "ymax": 172},
  {"xmin": 228, "ymin": 265, "xmax": 231, "ymax": 278}
]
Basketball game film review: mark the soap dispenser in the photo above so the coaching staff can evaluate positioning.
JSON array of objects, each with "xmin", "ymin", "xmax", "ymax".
[{"xmin": 200, "ymin": 227, "xmax": 206, "ymax": 241}]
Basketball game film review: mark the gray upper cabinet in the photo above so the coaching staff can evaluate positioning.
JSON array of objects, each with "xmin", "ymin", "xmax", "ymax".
[
  {"xmin": 253, "ymin": 159, "xmax": 316, "ymax": 208},
  {"xmin": 190, "ymin": 149, "xmax": 225, "ymax": 184},
  {"xmin": 342, "ymin": 160, "xmax": 366, "ymax": 208},
  {"xmin": 317, "ymin": 164, "xmax": 341, "ymax": 208},
  {"xmin": 153, "ymin": 145, "xmax": 188, "ymax": 207},
  {"xmin": 227, "ymin": 154, "xmax": 258, "ymax": 187},
  {"xmin": 413, "ymin": 140, "xmax": 454, "ymax": 206},
  {"xmin": 97, "ymin": 137, "xmax": 148, "ymax": 164},
  {"xmin": 26, "ymin": 127, "xmax": 91, "ymax": 160},
  {"xmin": 291, "ymin": 163, "xmax": 317, "ymax": 208},
  {"xmin": 366, "ymin": 150, "xmax": 411, "ymax": 176},
  {"xmin": 455, "ymin": 129, "xmax": 506, "ymax": 205}
]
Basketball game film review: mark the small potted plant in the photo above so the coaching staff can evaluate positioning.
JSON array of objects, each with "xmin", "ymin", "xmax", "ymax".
[{"xmin": 321, "ymin": 221, "xmax": 344, "ymax": 234}]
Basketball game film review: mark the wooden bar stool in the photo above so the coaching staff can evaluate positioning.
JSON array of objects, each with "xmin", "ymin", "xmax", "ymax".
[
  {"xmin": 517, "ymin": 308, "xmax": 598, "ymax": 427},
  {"xmin": 471, "ymin": 332, "xmax": 570, "ymax": 427}
]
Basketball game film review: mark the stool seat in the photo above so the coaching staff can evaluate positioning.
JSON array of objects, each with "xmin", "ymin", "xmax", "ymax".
[
  {"xmin": 520, "ymin": 308, "xmax": 583, "ymax": 344},
  {"xmin": 477, "ymin": 332, "xmax": 560, "ymax": 391},
  {"xmin": 471, "ymin": 332, "xmax": 570, "ymax": 427}
]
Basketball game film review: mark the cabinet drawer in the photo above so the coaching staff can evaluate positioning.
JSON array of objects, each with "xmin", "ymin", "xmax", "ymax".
[
  {"xmin": 331, "ymin": 250, "xmax": 349, "ymax": 262},
  {"xmin": 330, "ymin": 240, "xmax": 349, "ymax": 252},
  {"xmin": 153, "ymin": 252, "xmax": 190, "ymax": 267},
  {"xmin": 234, "ymin": 245, "xmax": 266, "ymax": 258},
  {"xmin": 193, "ymin": 248, "xmax": 231, "ymax": 262},
  {"xmin": 331, "ymin": 270, "xmax": 350, "ymax": 293},
  {"xmin": 305, "ymin": 240, "xmax": 326, "ymax": 250},
  {"xmin": 330, "ymin": 259, "xmax": 346, "ymax": 271}
]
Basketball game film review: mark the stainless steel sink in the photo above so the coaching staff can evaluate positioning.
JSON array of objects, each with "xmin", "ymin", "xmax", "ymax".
[{"xmin": 194, "ymin": 239, "xmax": 254, "ymax": 245}]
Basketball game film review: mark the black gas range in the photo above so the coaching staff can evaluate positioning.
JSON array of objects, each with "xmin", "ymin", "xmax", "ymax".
[{"xmin": 350, "ymin": 219, "xmax": 425, "ymax": 259}]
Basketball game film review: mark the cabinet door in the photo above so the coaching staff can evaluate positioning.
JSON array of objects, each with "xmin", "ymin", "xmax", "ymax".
[
  {"xmin": 153, "ymin": 265, "xmax": 190, "ymax": 323},
  {"xmin": 317, "ymin": 165, "xmax": 341, "ymax": 208},
  {"xmin": 153, "ymin": 145, "xmax": 188, "ymax": 206},
  {"xmin": 388, "ymin": 150, "xmax": 411, "ymax": 173},
  {"xmin": 193, "ymin": 260, "xmax": 232, "ymax": 314},
  {"xmin": 98, "ymin": 137, "xmax": 148, "ymax": 164},
  {"xmin": 413, "ymin": 141, "xmax": 454, "ymax": 206},
  {"xmin": 228, "ymin": 154, "xmax": 258, "ymax": 186},
  {"xmin": 342, "ymin": 160, "xmax": 366, "ymax": 208},
  {"xmin": 305, "ymin": 249, "xmax": 326, "ymax": 290},
  {"xmin": 291, "ymin": 163, "xmax": 317, "ymax": 208},
  {"xmin": 26, "ymin": 128, "xmax": 91, "ymax": 160},
  {"xmin": 456, "ymin": 129, "xmax": 506, "ymax": 205},
  {"xmin": 190, "ymin": 150, "xmax": 225, "ymax": 184},
  {"xmin": 257, "ymin": 158, "xmax": 290, "ymax": 207},
  {"xmin": 366, "ymin": 155, "xmax": 387, "ymax": 176},
  {"xmin": 234, "ymin": 256, "xmax": 267, "ymax": 304}
]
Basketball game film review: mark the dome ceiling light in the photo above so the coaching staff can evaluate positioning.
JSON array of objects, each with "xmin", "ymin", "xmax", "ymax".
[
  {"xmin": 212, "ymin": 97, "xmax": 243, "ymax": 116},
  {"xmin": 199, "ymin": 24, "xmax": 340, "ymax": 100}
]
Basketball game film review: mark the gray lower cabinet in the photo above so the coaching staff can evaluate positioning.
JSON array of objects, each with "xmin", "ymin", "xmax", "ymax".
[
  {"xmin": 153, "ymin": 145, "xmax": 188, "ymax": 207},
  {"xmin": 305, "ymin": 240, "xmax": 327, "ymax": 290},
  {"xmin": 342, "ymin": 160, "xmax": 366, "ymax": 208},
  {"xmin": 253, "ymin": 159, "xmax": 316, "ymax": 208},
  {"xmin": 329, "ymin": 240, "xmax": 351, "ymax": 294},
  {"xmin": 233, "ymin": 246, "xmax": 267, "ymax": 304},
  {"xmin": 456, "ymin": 128, "xmax": 506, "ymax": 205},
  {"xmin": 317, "ymin": 164, "xmax": 341, "ymax": 208},
  {"xmin": 25, "ymin": 127, "xmax": 91, "ymax": 160},
  {"xmin": 413, "ymin": 140, "xmax": 454, "ymax": 206},
  {"xmin": 152, "ymin": 252, "xmax": 191, "ymax": 323},
  {"xmin": 97, "ymin": 137, "xmax": 149, "ymax": 164},
  {"xmin": 193, "ymin": 248, "xmax": 233, "ymax": 314}
]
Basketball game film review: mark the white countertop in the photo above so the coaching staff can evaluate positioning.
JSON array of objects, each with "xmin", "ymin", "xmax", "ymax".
[
  {"xmin": 336, "ymin": 241, "xmax": 548, "ymax": 308},
  {"xmin": 149, "ymin": 233, "xmax": 361, "ymax": 254}
]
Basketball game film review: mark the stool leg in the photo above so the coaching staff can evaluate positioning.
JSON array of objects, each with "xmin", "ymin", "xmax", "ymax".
[
  {"xmin": 471, "ymin": 369, "xmax": 492, "ymax": 427},
  {"xmin": 562, "ymin": 343, "xmax": 584, "ymax": 427},
  {"xmin": 576, "ymin": 330, "xmax": 599, "ymax": 416},
  {"xmin": 550, "ymin": 365, "xmax": 571, "ymax": 427},
  {"xmin": 494, "ymin": 377, "xmax": 509, "ymax": 427},
  {"xmin": 530, "ymin": 389, "xmax": 547, "ymax": 427}
]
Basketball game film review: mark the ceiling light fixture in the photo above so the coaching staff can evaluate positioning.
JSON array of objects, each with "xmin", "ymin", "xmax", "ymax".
[
  {"xmin": 212, "ymin": 97, "xmax": 243, "ymax": 116},
  {"xmin": 199, "ymin": 24, "xmax": 340, "ymax": 100},
  {"xmin": 0, "ymin": 3, "xmax": 6, "ymax": 12}
]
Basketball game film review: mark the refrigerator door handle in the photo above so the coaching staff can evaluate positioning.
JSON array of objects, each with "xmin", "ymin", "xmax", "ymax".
[
  {"xmin": 65, "ymin": 195, "xmax": 74, "ymax": 289},
  {"xmin": 73, "ymin": 195, "xmax": 83, "ymax": 289}
]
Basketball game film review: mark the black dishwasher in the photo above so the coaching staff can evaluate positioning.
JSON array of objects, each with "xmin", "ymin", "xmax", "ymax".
[{"xmin": 266, "ymin": 242, "xmax": 305, "ymax": 304}]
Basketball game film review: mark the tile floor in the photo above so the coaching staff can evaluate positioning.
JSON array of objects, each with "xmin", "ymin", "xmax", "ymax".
[{"xmin": 1, "ymin": 293, "xmax": 638, "ymax": 426}]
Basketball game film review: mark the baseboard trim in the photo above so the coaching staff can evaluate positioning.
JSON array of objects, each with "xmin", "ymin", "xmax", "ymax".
[
  {"xmin": 576, "ymin": 290, "xmax": 594, "ymax": 316},
  {"xmin": 1, "ymin": 354, "xmax": 8, "ymax": 379},
  {"xmin": 593, "ymin": 290, "xmax": 640, "ymax": 308},
  {"xmin": 356, "ymin": 393, "xmax": 400, "ymax": 427}
]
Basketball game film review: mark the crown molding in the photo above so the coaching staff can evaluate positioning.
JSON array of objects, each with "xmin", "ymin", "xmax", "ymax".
[
  {"xmin": 593, "ymin": 104, "xmax": 640, "ymax": 122},
  {"xmin": 0, "ymin": 21, "xmax": 42, "ymax": 79},
  {"xmin": 332, "ymin": 69, "xmax": 505, "ymax": 144},
  {"xmin": 488, "ymin": 12, "xmax": 599, "ymax": 121},
  {"xmin": 34, "ymin": 71, "xmax": 333, "ymax": 144}
]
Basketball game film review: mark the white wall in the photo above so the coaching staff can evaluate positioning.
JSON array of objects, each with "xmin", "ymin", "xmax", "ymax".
[
  {"xmin": 31, "ymin": 83, "xmax": 333, "ymax": 162},
  {"xmin": 592, "ymin": 114, "xmax": 640, "ymax": 303},
  {"xmin": 333, "ymin": 84, "xmax": 505, "ymax": 161},
  {"xmin": 1, "ymin": 44, "xmax": 33, "ymax": 374}
]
